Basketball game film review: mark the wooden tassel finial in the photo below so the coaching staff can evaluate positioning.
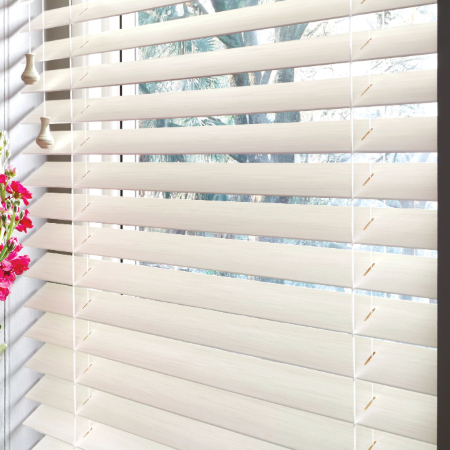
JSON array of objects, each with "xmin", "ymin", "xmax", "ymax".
[
  {"xmin": 36, "ymin": 117, "xmax": 54, "ymax": 149},
  {"xmin": 21, "ymin": 53, "xmax": 40, "ymax": 85}
]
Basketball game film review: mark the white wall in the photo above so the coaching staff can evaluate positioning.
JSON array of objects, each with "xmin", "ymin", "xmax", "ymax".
[{"xmin": 0, "ymin": 0, "xmax": 47, "ymax": 448}]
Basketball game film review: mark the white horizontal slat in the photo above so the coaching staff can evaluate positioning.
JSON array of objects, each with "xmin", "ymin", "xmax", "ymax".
[
  {"xmin": 23, "ymin": 0, "xmax": 179, "ymax": 33},
  {"xmin": 23, "ymin": 23, "xmax": 437, "ymax": 93},
  {"xmin": 26, "ymin": 255, "xmax": 355, "ymax": 335},
  {"xmin": 22, "ymin": 117, "xmax": 438, "ymax": 156},
  {"xmin": 25, "ymin": 312, "xmax": 437, "ymax": 395},
  {"xmin": 25, "ymin": 223, "xmax": 437, "ymax": 298},
  {"xmin": 23, "ymin": 0, "xmax": 437, "ymax": 34},
  {"xmin": 28, "ymin": 355, "xmax": 356, "ymax": 448},
  {"xmin": 28, "ymin": 374, "xmax": 349, "ymax": 450},
  {"xmin": 24, "ymin": 162, "xmax": 438, "ymax": 202},
  {"xmin": 31, "ymin": 0, "xmax": 437, "ymax": 62},
  {"xmin": 35, "ymin": 438, "xmax": 77, "ymax": 450},
  {"xmin": 26, "ymin": 405, "xmax": 436, "ymax": 450},
  {"xmin": 26, "ymin": 404, "xmax": 174, "ymax": 450},
  {"xmin": 26, "ymin": 344, "xmax": 437, "ymax": 443},
  {"xmin": 25, "ymin": 282, "xmax": 436, "ymax": 377},
  {"xmin": 25, "ymin": 283, "xmax": 355, "ymax": 378},
  {"xmin": 28, "ymin": 193, "xmax": 437, "ymax": 250},
  {"xmin": 22, "ymin": 70, "xmax": 437, "ymax": 124},
  {"xmin": 32, "ymin": 436, "xmax": 77, "ymax": 450},
  {"xmin": 357, "ymin": 384, "xmax": 436, "ymax": 444},
  {"xmin": 27, "ymin": 403, "xmax": 90, "ymax": 447},
  {"xmin": 26, "ymin": 341, "xmax": 354, "ymax": 430},
  {"xmin": 26, "ymin": 257, "xmax": 437, "ymax": 347}
]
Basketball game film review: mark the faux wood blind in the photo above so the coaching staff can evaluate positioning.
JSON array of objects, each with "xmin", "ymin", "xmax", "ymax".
[{"xmin": 21, "ymin": 1, "xmax": 437, "ymax": 450}]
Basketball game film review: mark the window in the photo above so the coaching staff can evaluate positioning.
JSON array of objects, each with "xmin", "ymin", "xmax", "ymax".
[{"xmin": 18, "ymin": 1, "xmax": 439, "ymax": 449}]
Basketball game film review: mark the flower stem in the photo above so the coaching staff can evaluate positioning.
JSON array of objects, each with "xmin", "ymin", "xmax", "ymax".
[
  {"xmin": 0, "ymin": 246, "xmax": 9, "ymax": 262},
  {"xmin": 5, "ymin": 216, "xmax": 16, "ymax": 242}
]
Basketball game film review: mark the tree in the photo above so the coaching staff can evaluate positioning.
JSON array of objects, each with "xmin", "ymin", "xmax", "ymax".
[{"xmin": 137, "ymin": 2, "xmax": 437, "ymax": 298}]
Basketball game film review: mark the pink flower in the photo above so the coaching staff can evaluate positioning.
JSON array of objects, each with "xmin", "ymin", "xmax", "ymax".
[
  {"xmin": 16, "ymin": 210, "xmax": 33, "ymax": 233},
  {"xmin": 1, "ymin": 259, "xmax": 12, "ymax": 272},
  {"xmin": 7, "ymin": 181, "xmax": 32, "ymax": 206},
  {"xmin": 0, "ymin": 167, "xmax": 32, "ymax": 301},
  {"xmin": 0, "ymin": 258, "xmax": 16, "ymax": 288},
  {"xmin": 0, "ymin": 287, "xmax": 10, "ymax": 301},
  {"xmin": 0, "ymin": 243, "xmax": 30, "ymax": 295},
  {"xmin": 2, "ymin": 242, "xmax": 23, "ymax": 258},
  {"xmin": 7, "ymin": 237, "xmax": 18, "ymax": 251},
  {"xmin": 9, "ymin": 254, "xmax": 30, "ymax": 276}
]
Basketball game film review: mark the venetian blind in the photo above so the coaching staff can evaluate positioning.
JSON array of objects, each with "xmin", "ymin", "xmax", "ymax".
[{"xmin": 20, "ymin": 0, "xmax": 437, "ymax": 449}]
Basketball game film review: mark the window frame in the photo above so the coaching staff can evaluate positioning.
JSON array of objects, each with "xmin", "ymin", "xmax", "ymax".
[{"xmin": 437, "ymin": 0, "xmax": 450, "ymax": 447}]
